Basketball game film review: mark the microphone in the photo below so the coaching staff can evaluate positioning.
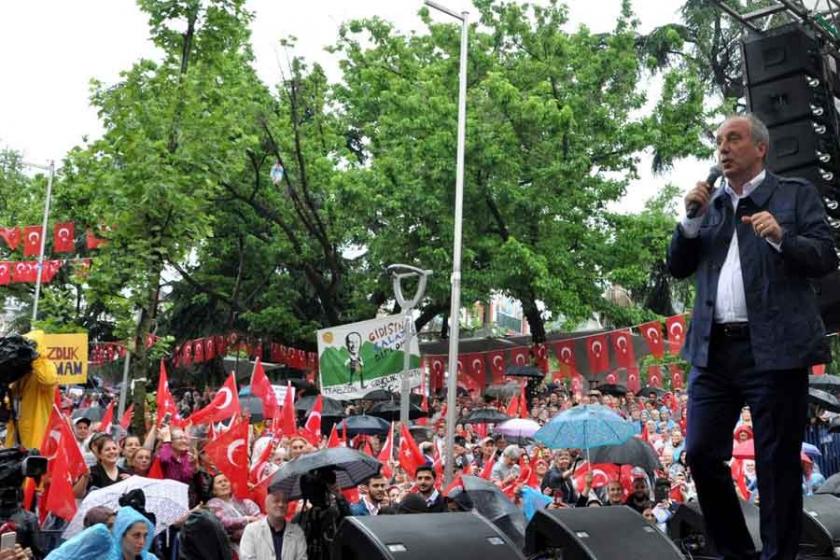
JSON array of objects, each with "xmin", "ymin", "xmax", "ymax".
[{"xmin": 686, "ymin": 165, "xmax": 722, "ymax": 219}]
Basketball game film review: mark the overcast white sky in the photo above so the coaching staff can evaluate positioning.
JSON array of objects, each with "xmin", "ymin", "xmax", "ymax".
[{"xmin": 0, "ymin": 0, "xmax": 708, "ymax": 212}]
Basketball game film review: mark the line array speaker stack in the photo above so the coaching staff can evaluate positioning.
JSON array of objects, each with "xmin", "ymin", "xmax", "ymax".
[
  {"xmin": 525, "ymin": 506, "xmax": 684, "ymax": 559},
  {"xmin": 742, "ymin": 23, "xmax": 840, "ymax": 326}
]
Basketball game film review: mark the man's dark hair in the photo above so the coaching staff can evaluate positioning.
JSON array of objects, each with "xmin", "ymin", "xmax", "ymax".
[
  {"xmin": 453, "ymin": 435, "xmax": 466, "ymax": 447},
  {"xmin": 415, "ymin": 464, "xmax": 436, "ymax": 479}
]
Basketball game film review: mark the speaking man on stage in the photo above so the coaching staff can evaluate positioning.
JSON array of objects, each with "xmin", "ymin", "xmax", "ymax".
[{"xmin": 667, "ymin": 114, "xmax": 838, "ymax": 559}]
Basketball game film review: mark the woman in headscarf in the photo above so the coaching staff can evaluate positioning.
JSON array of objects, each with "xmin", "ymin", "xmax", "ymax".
[
  {"xmin": 178, "ymin": 509, "xmax": 232, "ymax": 560},
  {"xmin": 110, "ymin": 507, "xmax": 157, "ymax": 560},
  {"xmin": 45, "ymin": 523, "xmax": 113, "ymax": 560}
]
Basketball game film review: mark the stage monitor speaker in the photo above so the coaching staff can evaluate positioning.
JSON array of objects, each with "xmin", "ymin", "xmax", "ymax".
[
  {"xmin": 743, "ymin": 23, "xmax": 822, "ymax": 86},
  {"xmin": 667, "ymin": 500, "xmax": 762, "ymax": 556},
  {"xmin": 801, "ymin": 494, "xmax": 840, "ymax": 556},
  {"xmin": 525, "ymin": 506, "xmax": 683, "ymax": 560},
  {"xmin": 332, "ymin": 512, "xmax": 526, "ymax": 560}
]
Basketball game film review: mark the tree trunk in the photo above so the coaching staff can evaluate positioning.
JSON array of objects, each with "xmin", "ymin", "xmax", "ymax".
[
  {"xmin": 130, "ymin": 276, "xmax": 161, "ymax": 439},
  {"xmin": 522, "ymin": 297, "xmax": 546, "ymax": 343}
]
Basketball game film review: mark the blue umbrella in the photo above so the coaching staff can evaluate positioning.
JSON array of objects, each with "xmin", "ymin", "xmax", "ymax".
[{"xmin": 534, "ymin": 404, "xmax": 638, "ymax": 463}]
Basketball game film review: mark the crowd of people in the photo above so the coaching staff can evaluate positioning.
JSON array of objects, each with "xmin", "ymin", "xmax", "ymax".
[{"xmin": 9, "ymin": 373, "xmax": 828, "ymax": 560}]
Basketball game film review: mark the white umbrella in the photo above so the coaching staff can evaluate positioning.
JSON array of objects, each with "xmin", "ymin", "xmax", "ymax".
[{"xmin": 63, "ymin": 476, "xmax": 189, "ymax": 538}]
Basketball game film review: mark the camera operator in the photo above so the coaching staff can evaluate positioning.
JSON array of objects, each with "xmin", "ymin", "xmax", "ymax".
[
  {"xmin": 5, "ymin": 331, "xmax": 57, "ymax": 450},
  {"xmin": 294, "ymin": 468, "xmax": 350, "ymax": 560}
]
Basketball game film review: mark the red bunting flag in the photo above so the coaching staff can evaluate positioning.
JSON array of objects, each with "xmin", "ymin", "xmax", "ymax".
[
  {"xmin": 204, "ymin": 418, "xmax": 250, "ymax": 499},
  {"xmin": 11, "ymin": 261, "xmax": 35, "ymax": 283},
  {"xmin": 53, "ymin": 222, "xmax": 75, "ymax": 253},
  {"xmin": 180, "ymin": 341, "xmax": 194, "ymax": 366},
  {"xmin": 509, "ymin": 347, "xmax": 530, "ymax": 367},
  {"xmin": 639, "ymin": 320, "xmax": 664, "ymax": 359},
  {"xmin": 204, "ymin": 337, "xmax": 216, "ymax": 361},
  {"xmin": 193, "ymin": 339, "xmax": 205, "ymax": 363},
  {"xmin": 486, "ymin": 350, "xmax": 506, "ymax": 384},
  {"xmin": 585, "ymin": 334, "xmax": 610, "ymax": 373},
  {"xmin": 0, "ymin": 262, "xmax": 9, "ymax": 286},
  {"xmin": 552, "ymin": 340, "xmax": 578, "ymax": 376},
  {"xmin": 670, "ymin": 364, "xmax": 685, "ymax": 390},
  {"xmin": 156, "ymin": 361, "xmax": 178, "ymax": 427},
  {"xmin": 610, "ymin": 329, "xmax": 636, "ymax": 368},
  {"xmin": 23, "ymin": 226, "xmax": 43, "ymax": 257},
  {"xmin": 647, "ymin": 365, "xmax": 662, "ymax": 388},
  {"xmin": 427, "ymin": 355, "xmax": 446, "ymax": 393},
  {"xmin": 533, "ymin": 343, "xmax": 549, "ymax": 373},
  {"xmin": 189, "ymin": 373, "xmax": 240, "ymax": 425},
  {"xmin": 86, "ymin": 229, "xmax": 106, "ymax": 250},
  {"xmin": 666, "ymin": 315, "xmax": 687, "ymax": 356},
  {"xmin": 250, "ymin": 357, "xmax": 278, "ymax": 419},
  {"xmin": 626, "ymin": 367, "xmax": 641, "ymax": 393},
  {"xmin": 0, "ymin": 227, "xmax": 20, "ymax": 251},
  {"xmin": 398, "ymin": 423, "xmax": 426, "ymax": 478}
]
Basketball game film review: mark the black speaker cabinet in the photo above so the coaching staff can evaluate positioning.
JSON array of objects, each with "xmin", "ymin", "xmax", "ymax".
[
  {"xmin": 333, "ymin": 512, "xmax": 526, "ymax": 560},
  {"xmin": 801, "ymin": 494, "xmax": 840, "ymax": 556},
  {"xmin": 743, "ymin": 23, "xmax": 822, "ymax": 86},
  {"xmin": 525, "ymin": 506, "xmax": 683, "ymax": 559},
  {"xmin": 748, "ymin": 73, "xmax": 831, "ymax": 128},
  {"xmin": 767, "ymin": 118, "xmax": 839, "ymax": 173},
  {"xmin": 668, "ymin": 500, "xmax": 762, "ymax": 556}
]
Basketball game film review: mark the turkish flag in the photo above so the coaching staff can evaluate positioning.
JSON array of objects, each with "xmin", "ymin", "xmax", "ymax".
[
  {"xmin": 250, "ymin": 357, "xmax": 278, "ymax": 418},
  {"xmin": 585, "ymin": 334, "xmax": 610, "ymax": 373},
  {"xmin": 505, "ymin": 393, "xmax": 519, "ymax": 417},
  {"xmin": 277, "ymin": 383, "xmax": 297, "ymax": 436},
  {"xmin": 85, "ymin": 229, "xmax": 106, "ymax": 250},
  {"xmin": 519, "ymin": 383, "xmax": 529, "ymax": 419},
  {"xmin": 427, "ymin": 356, "xmax": 446, "ymax": 393},
  {"xmin": 41, "ymin": 260, "xmax": 63, "ymax": 283},
  {"xmin": 552, "ymin": 340, "xmax": 578, "ymax": 376},
  {"xmin": 193, "ymin": 339, "xmax": 205, "ymax": 363},
  {"xmin": 189, "ymin": 373, "xmax": 240, "ymax": 425},
  {"xmin": 573, "ymin": 461, "xmax": 621, "ymax": 493},
  {"xmin": 250, "ymin": 437, "xmax": 278, "ymax": 484},
  {"xmin": 456, "ymin": 357, "xmax": 482, "ymax": 395},
  {"xmin": 398, "ymin": 423, "xmax": 426, "ymax": 478},
  {"xmin": 326, "ymin": 424, "xmax": 342, "ymax": 448},
  {"xmin": 98, "ymin": 400, "xmax": 114, "ymax": 434},
  {"xmin": 42, "ymin": 407, "xmax": 87, "ymax": 484},
  {"xmin": 462, "ymin": 353, "xmax": 486, "ymax": 391},
  {"xmin": 639, "ymin": 320, "xmax": 664, "ymax": 359},
  {"xmin": 204, "ymin": 418, "xmax": 250, "ymax": 499},
  {"xmin": 509, "ymin": 347, "xmax": 530, "ymax": 367},
  {"xmin": 533, "ymin": 343, "xmax": 549, "ymax": 373},
  {"xmin": 23, "ymin": 226, "xmax": 43, "ymax": 257},
  {"xmin": 570, "ymin": 373, "xmax": 584, "ymax": 394},
  {"xmin": 147, "ymin": 456, "xmax": 164, "ymax": 479},
  {"xmin": 204, "ymin": 337, "xmax": 216, "ymax": 361},
  {"xmin": 42, "ymin": 445, "xmax": 77, "ymax": 522},
  {"xmin": 156, "ymin": 361, "xmax": 178, "ymax": 426},
  {"xmin": 479, "ymin": 456, "xmax": 496, "ymax": 480},
  {"xmin": 120, "ymin": 404, "xmax": 134, "ymax": 430},
  {"xmin": 53, "ymin": 222, "xmax": 75, "ymax": 253},
  {"xmin": 215, "ymin": 335, "xmax": 228, "ymax": 357},
  {"xmin": 626, "ymin": 367, "xmax": 641, "ymax": 393},
  {"xmin": 180, "ymin": 341, "xmax": 194, "ymax": 366},
  {"xmin": 302, "ymin": 394, "xmax": 323, "ymax": 444},
  {"xmin": 378, "ymin": 423, "xmax": 395, "ymax": 479},
  {"xmin": 0, "ymin": 227, "xmax": 20, "ymax": 251},
  {"xmin": 670, "ymin": 364, "xmax": 685, "ymax": 390},
  {"xmin": 0, "ymin": 262, "xmax": 9, "ymax": 285},
  {"xmin": 486, "ymin": 350, "xmax": 506, "ymax": 384},
  {"xmin": 11, "ymin": 262, "xmax": 35, "ymax": 283},
  {"xmin": 666, "ymin": 315, "xmax": 687, "ymax": 356},
  {"xmin": 610, "ymin": 329, "xmax": 636, "ymax": 368},
  {"xmin": 647, "ymin": 365, "xmax": 663, "ymax": 388}
]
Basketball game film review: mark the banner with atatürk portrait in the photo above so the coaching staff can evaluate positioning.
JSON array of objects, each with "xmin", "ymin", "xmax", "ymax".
[{"xmin": 317, "ymin": 316, "xmax": 421, "ymax": 400}]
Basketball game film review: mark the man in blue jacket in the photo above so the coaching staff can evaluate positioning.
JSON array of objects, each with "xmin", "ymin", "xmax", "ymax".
[{"xmin": 667, "ymin": 113, "xmax": 837, "ymax": 560}]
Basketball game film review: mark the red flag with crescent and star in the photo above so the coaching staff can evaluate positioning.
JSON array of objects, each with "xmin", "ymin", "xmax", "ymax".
[
  {"xmin": 23, "ymin": 226, "xmax": 43, "ymax": 257},
  {"xmin": 302, "ymin": 394, "xmax": 323, "ymax": 445},
  {"xmin": 486, "ymin": 350, "xmax": 506, "ymax": 384},
  {"xmin": 552, "ymin": 340, "xmax": 578, "ymax": 376},
  {"xmin": 189, "ymin": 373, "xmax": 240, "ymax": 425},
  {"xmin": 0, "ymin": 262, "xmax": 9, "ymax": 286},
  {"xmin": 0, "ymin": 227, "xmax": 20, "ymax": 251},
  {"xmin": 666, "ymin": 315, "xmax": 687, "ymax": 356},
  {"xmin": 156, "ymin": 361, "xmax": 178, "ymax": 427},
  {"xmin": 639, "ymin": 320, "xmax": 664, "ymax": 359},
  {"xmin": 426, "ymin": 356, "xmax": 446, "ymax": 393},
  {"xmin": 398, "ymin": 423, "xmax": 426, "ymax": 478},
  {"xmin": 610, "ymin": 329, "xmax": 636, "ymax": 369},
  {"xmin": 250, "ymin": 357, "xmax": 278, "ymax": 419},
  {"xmin": 204, "ymin": 418, "xmax": 250, "ymax": 499},
  {"xmin": 509, "ymin": 347, "xmax": 530, "ymax": 368},
  {"xmin": 647, "ymin": 365, "xmax": 663, "ymax": 388},
  {"xmin": 53, "ymin": 222, "xmax": 75, "ymax": 253},
  {"xmin": 585, "ymin": 334, "xmax": 610, "ymax": 373}
]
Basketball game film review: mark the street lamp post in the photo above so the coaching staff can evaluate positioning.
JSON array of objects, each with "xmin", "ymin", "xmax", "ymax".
[
  {"xmin": 424, "ymin": 0, "xmax": 468, "ymax": 487},
  {"xmin": 22, "ymin": 160, "xmax": 56, "ymax": 324},
  {"xmin": 387, "ymin": 265, "xmax": 433, "ymax": 426}
]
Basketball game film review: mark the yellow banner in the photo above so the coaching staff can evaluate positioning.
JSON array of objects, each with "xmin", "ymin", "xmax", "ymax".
[{"xmin": 44, "ymin": 333, "xmax": 88, "ymax": 385}]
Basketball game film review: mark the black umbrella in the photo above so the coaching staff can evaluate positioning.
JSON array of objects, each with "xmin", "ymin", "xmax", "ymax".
[
  {"xmin": 270, "ymin": 447, "xmax": 381, "ymax": 500},
  {"xmin": 484, "ymin": 382, "xmax": 521, "ymax": 399},
  {"xmin": 597, "ymin": 384, "xmax": 630, "ymax": 397},
  {"xmin": 239, "ymin": 396, "xmax": 265, "ymax": 422},
  {"xmin": 808, "ymin": 388, "xmax": 840, "ymax": 412},
  {"xmin": 816, "ymin": 472, "xmax": 840, "ymax": 495},
  {"xmin": 368, "ymin": 401, "xmax": 427, "ymax": 422},
  {"xmin": 72, "ymin": 406, "xmax": 104, "ymax": 422},
  {"xmin": 830, "ymin": 416, "xmax": 840, "ymax": 434},
  {"xmin": 505, "ymin": 365, "xmax": 544, "ymax": 379},
  {"xmin": 454, "ymin": 475, "xmax": 527, "ymax": 549},
  {"xmin": 809, "ymin": 374, "xmax": 840, "ymax": 393},
  {"xmin": 463, "ymin": 408, "xmax": 511, "ymax": 424},
  {"xmin": 409, "ymin": 426, "xmax": 431, "ymax": 444},
  {"xmin": 294, "ymin": 395, "xmax": 345, "ymax": 417},
  {"xmin": 636, "ymin": 386, "xmax": 667, "ymax": 398},
  {"xmin": 335, "ymin": 414, "xmax": 390, "ymax": 436},
  {"xmin": 361, "ymin": 389, "xmax": 394, "ymax": 401},
  {"xmin": 588, "ymin": 437, "xmax": 661, "ymax": 472}
]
